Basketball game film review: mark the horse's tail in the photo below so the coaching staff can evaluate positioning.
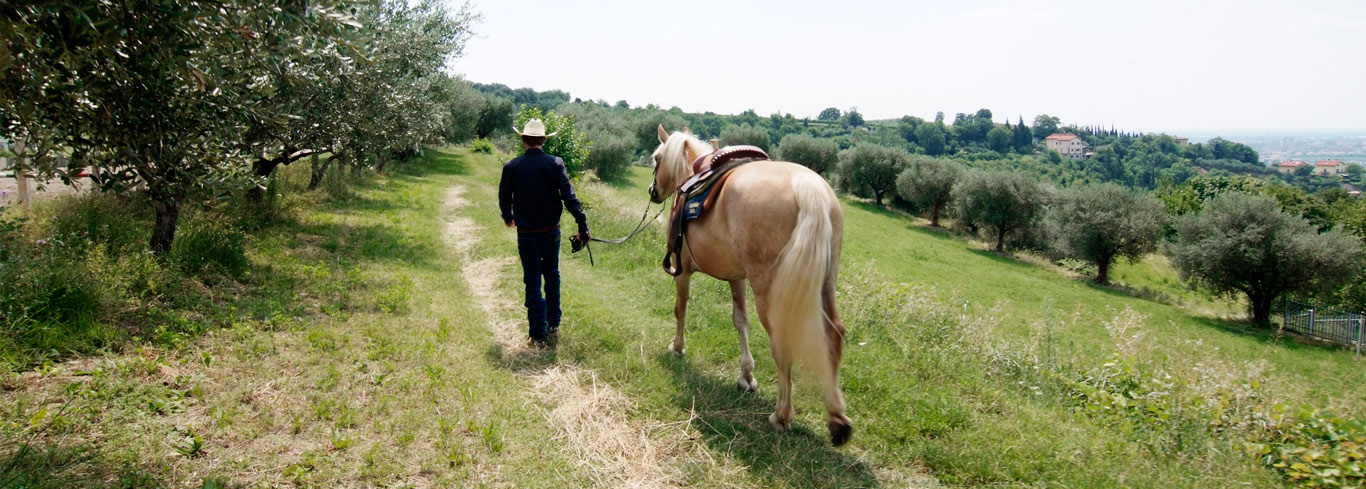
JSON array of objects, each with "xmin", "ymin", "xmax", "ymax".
[{"xmin": 768, "ymin": 171, "xmax": 840, "ymax": 386}]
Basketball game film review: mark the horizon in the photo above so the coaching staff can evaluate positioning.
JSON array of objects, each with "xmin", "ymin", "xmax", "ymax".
[{"xmin": 451, "ymin": 0, "xmax": 1366, "ymax": 135}]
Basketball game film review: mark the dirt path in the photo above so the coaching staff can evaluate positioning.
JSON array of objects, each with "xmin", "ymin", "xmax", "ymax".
[{"xmin": 442, "ymin": 185, "xmax": 687, "ymax": 488}]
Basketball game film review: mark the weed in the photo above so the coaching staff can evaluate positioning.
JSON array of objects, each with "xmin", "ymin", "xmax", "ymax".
[
  {"xmin": 1249, "ymin": 408, "xmax": 1366, "ymax": 486},
  {"xmin": 173, "ymin": 430, "xmax": 207, "ymax": 458},
  {"xmin": 211, "ymin": 405, "xmax": 236, "ymax": 427},
  {"xmin": 445, "ymin": 444, "xmax": 470, "ymax": 467},
  {"xmin": 330, "ymin": 428, "xmax": 356, "ymax": 451},
  {"xmin": 479, "ymin": 421, "xmax": 504, "ymax": 454},
  {"xmin": 375, "ymin": 273, "xmax": 413, "ymax": 313}
]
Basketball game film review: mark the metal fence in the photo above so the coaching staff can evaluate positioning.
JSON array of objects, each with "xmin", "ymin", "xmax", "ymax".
[{"xmin": 1283, "ymin": 300, "xmax": 1365, "ymax": 357}]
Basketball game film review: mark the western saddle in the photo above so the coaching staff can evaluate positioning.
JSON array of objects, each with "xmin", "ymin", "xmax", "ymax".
[{"xmin": 662, "ymin": 145, "xmax": 770, "ymax": 276}]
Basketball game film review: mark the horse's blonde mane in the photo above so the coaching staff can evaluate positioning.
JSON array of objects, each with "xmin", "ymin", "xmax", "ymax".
[{"xmin": 657, "ymin": 131, "xmax": 712, "ymax": 186}]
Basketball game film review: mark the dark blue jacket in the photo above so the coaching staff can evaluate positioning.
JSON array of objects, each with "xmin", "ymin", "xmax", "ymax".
[{"xmin": 499, "ymin": 148, "xmax": 588, "ymax": 233}]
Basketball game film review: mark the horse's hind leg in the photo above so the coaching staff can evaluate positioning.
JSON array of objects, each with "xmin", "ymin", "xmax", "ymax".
[
  {"xmin": 729, "ymin": 279, "xmax": 758, "ymax": 392},
  {"xmin": 821, "ymin": 280, "xmax": 853, "ymax": 446},
  {"xmin": 669, "ymin": 272, "xmax": 691, "ymax": 355},
  {"xmin": 756, "ymin": 294, "xmax": 796, "ymax": 431}
]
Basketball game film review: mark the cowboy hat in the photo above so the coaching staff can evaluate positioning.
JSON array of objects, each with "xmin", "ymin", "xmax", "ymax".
[{"xmin": 513, "ymin": 118, "xmax": 558, "ymax": 138}]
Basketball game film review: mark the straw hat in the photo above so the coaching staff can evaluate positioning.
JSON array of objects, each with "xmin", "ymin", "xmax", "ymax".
[{"xmin": 513, "ymin": 118, "xmax": 558, "ymax": 138}]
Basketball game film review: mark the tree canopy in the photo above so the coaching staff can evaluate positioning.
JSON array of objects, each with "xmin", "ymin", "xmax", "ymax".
[
  {"xmin": 777, "ymin": 134, "xmax": 839, "ymax": 176},
  {"xmin": 1050, "ymin": 184, "xmax": 1168, "ymax": 284},
  {"xmin": 838, "ymin": 143, "xmax": 909, "ymax": 206},
  {"xmin": 1, "ymin": 0, "xmax": 479, "ymax": 254},
  {"xmin": 895, "ymin": 156, "xmax": 965, "ymax": 227},
  {"xmin": 954, "ymin": 170, "xmax": 1050, "ymax": 252},
  {"xmin": 1169, "ymin": 192, "xmax": 1361, "ymax": 325}
]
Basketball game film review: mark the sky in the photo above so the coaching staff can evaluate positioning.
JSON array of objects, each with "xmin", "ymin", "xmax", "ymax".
[{"xmin": 448, "ymin": 0, "xmax": 1366, "ymax": 135}]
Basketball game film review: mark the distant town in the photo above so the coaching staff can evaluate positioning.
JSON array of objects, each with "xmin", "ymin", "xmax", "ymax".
[{"xmin": 1214, "ymin": 133, "xmax": 1366, "ymax": 166}]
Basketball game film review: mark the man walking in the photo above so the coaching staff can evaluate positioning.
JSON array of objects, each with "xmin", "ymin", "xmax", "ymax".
[{"xmin": 499, "ymin": 119, "xmax": 590, "ymax": 349}]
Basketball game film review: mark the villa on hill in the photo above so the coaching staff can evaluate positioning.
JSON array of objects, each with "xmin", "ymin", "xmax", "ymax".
[
  {"xmin": 1314, "ymin": 160, "xmax": 1345, "ymax": 176},
  {"xmin": 1276, "ymin": 160, "xmax": 1307, "ymax": 174},
  {"xmin": 1044, "ymin": 133, "xmax": 1091, "ymax": 160}
]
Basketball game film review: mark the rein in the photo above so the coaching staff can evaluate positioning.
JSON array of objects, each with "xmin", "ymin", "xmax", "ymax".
[{"xmin": 571, "ymin": 199, "xmax": 666, "ymax": 266}]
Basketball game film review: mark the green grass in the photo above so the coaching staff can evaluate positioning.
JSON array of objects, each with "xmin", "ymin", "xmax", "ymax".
[
  {"xmin": 1, "ymin": 150, "xmax": 588, "ymax": 487},
  {"xmin": 837, "ymin": 197, "xmax": 1366, "ymax": 415},
  {"xmin": 466, "ymin": 155, "xmax": 1357, "ymax": 487},
  {"xmin": 4, "ymin": 147, "xmax": 1363, "ymax": 487}
]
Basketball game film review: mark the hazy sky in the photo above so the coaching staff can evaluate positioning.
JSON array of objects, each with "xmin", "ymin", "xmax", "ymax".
[{"xmin": 450, "ymin": 0, "xmax": 1366, "ymax": 135}]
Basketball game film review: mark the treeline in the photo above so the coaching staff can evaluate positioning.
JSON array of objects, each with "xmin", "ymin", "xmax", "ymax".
[
  {"xmin": 842, "ymin": 149, "xmax": 1365, "ymax": 324},
  {"xmin": 0, "ymin": 1, "xmax": 486, "ymax": 366},
  {"xmin": 468, "ymin": 86, "xmax": 1292, "ymax": 193},
  {"xmin": 2, "ymin": 0, "xmax": 484, "ymax": 254},
  {"xmin": 464, "ymin": 84, "xmax": 1366, "ymax": 323}
]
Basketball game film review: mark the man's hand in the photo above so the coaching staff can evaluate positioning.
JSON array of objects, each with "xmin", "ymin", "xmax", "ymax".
[
  {"xmin": 506, "ymin": 220, "xmax": 515, "ymax": 228},
  {"xmin": 578, "ymin": 229, "xmax": 590, "ymax": 242}
]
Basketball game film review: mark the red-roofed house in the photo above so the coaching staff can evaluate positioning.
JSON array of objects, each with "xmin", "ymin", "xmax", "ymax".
[
  {"xmin": 1045, "ymin": 133, "xmax": 1089, "ymax": 160},
  {"xmin": 1276, "ymin": 160, "xmax": 1307, "ymax": 174},
  {"xmin": 1314, "ymin": 160, "xmax": 1345, "ymax": 177}
]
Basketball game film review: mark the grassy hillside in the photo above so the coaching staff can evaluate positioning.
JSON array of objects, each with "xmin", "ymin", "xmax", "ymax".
[{"xmin": 4, "ymin": 147, "xmax": 1363, "ymax": 487}]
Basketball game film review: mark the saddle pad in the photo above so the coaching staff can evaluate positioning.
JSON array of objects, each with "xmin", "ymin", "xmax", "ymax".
[{"xmin": 680, "ymin": 162, "xmax": 741, "ymax": 221}]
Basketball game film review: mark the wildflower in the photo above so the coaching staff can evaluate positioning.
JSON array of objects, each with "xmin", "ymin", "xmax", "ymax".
[{"xmin": 36, "ymin": 239, "xmax": 47, "ymax": 245}]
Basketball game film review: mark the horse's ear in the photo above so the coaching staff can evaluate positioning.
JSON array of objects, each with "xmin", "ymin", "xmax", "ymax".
[{"xmin": 657, "ymin": 124, "xmax": 669, "ymax": 144}]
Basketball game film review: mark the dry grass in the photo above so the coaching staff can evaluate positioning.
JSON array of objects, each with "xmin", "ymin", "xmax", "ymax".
[
  {"xmin": 531, "ymin": 366, "xmax": 686, "ymax": 488},
  {"xmin": 445, "ymin": 179, "xmax": 699, "ymax": 488}
]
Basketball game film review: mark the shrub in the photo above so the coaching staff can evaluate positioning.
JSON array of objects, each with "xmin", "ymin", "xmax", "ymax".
[
  {"xmin": 633, "ymin": 109, "xmax": 688, "ymax": 153},
  {"xmin": 1250, "ymin": 409, "xmax": 1366, "ymax": 487},
  {"xmin": 470, "ymin": 138, "xmax": 495, "ymax": 154},
  {"xmin": 776, "ymin": 134, "xmax": 838, "ymax": 175},
  {"xmin": 584, "ymin": 133, "xmax": 634, "ymax": 182},
  {"xmin": 514, "ymin": 106, "xmax": 590, "ymax": 176},
  {"xmin": 171, "ymin": 213, "xmax": 248, "ymax": 278}
]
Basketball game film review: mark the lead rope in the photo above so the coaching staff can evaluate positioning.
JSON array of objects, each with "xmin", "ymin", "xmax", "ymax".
[{"xmin": 571, "ymin": 199, "xmax": 666, "ymax": 266}]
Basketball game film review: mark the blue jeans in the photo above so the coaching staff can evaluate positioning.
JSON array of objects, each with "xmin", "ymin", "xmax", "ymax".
[{"xmin": 517, "ymin": 230, "xmax": 561, "ymax": 340}]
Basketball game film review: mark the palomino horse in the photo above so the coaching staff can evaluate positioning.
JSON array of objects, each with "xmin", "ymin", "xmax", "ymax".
[{"xmin": 648, "ymin": 125, "xmax": 852, "ymax": 446}]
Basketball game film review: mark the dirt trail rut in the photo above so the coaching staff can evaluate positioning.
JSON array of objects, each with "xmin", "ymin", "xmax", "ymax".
[{"xmin": 442, "ymin": 185, "xmax": 684, "ymax": 488}]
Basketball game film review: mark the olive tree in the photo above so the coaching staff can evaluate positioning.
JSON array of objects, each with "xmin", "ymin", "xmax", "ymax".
[
  {"xmin": 718, "ymin": 123, "xmax": 771, "ymax": 153},
  {"xmin": 1050, "ymin": 183, "xmax": 1167, "ymax": 284},
  {"xmin": 954, "ymin": 170, "xmax": 1049, "ymax": 252},
  {"xmin": 837, "ymin": 143, "xmax": 909, "ymax": 206},
  {"xmin": 1169, "ymin": 192, "xmax": 1361, "ymax": 326},
  {"xmin": 776, "ymin": 134, "xmax": 839, "ymax": 175},
  {"xmin": 895, "ymin": 156, "xmax": 964, "ymax": 227},
  {"xmin": 1, "ymin": 0, "xmax": 361, "ymax": 255}
]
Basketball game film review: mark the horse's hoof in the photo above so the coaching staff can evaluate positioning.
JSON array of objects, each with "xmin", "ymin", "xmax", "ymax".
[
  {"xmin": 736, "ymin": 376, "xmax": 758, "ymax": 393},
  {"xmin": 668, "ymin": 343, "xmax": 685, "ymax": 356},
  {"xmin": 828, "ymin": 416, "xmax": 853, "ymax": 447},
  {"xmin": 768, "ymin": 413, "xmax": 792, "ymax": 432}
]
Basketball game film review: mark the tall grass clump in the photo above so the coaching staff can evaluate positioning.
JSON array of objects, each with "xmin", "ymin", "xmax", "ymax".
[
  {"xmin": 171, "ymin": 212, "xmax": 248, "ymax": 278},
  {"xmin": 0, "ymin": 193, "xmax": 158, "ymax": 365}
]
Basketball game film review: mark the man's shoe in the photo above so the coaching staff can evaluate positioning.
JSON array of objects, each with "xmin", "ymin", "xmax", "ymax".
[
  {"xmin": 546, "ymin": 328, "xmax": 560, "ymax": 346},
  {"xmin": 526, "ymin": 336, "xmax": 549, "ymax": 350}
]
